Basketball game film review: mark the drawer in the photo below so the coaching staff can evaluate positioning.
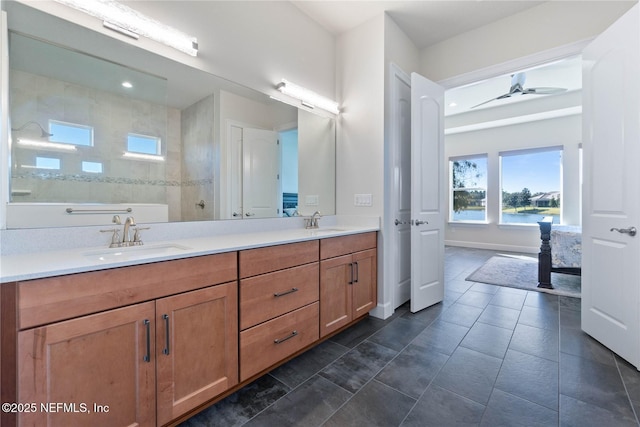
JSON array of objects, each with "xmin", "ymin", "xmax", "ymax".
[
  {"xmin": 240, "ymin": 302, "xmax": 319, "ymax": 381},
  {"xmin": 18, "ymin": 252, "xmax": 238, "ymax": 329},
  {"xmin": 240, "ymin": 263, "xmax": 319, "ymax": 330},
  {"xmin": 320, "ymin": 232, "xmax": 377, "ymax": 260},
  {"xmin": 239, "ymin": 240, "xmax": 319, "ymax": 278}
]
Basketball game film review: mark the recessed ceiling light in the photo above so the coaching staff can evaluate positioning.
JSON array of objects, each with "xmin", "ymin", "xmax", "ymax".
[
  {"xmin": 122, "ymin": 81, "xmax": 133, "ymax": 89},
  {"xmin": 449, "ymin": 102, "xmax": 458, "ymax": 108}
]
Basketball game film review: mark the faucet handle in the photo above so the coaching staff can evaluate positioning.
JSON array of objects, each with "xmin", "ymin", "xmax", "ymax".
[
  {"xmin": 133, "ymin": 227, "xmax": 150, "ymax": 243},
  {"xmin": 100, "ymin": 228, "xmax": 121, "ymax": 246}
]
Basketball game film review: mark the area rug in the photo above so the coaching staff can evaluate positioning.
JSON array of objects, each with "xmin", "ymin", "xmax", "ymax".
[{"xmin": 465, "ymin": 254, "xmax": 581, "ymax": 298}]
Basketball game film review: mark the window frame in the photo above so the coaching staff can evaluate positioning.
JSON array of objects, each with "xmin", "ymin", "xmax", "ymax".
[
  {"xmin": 499, "ymin": 146, "xmax": 563, "ymax": 225},
  {"xmin": 449, "ymin": 154, "xmax": 488, "ymax": 223},
  {"xmin": 48, "ymin": 120, "xmax": 94, "ymax": 147}
]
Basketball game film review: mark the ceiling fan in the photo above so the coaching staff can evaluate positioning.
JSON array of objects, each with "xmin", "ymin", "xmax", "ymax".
[{"xmin": 471, "ymin": 72, "xmax": 567, "ymax": 109}]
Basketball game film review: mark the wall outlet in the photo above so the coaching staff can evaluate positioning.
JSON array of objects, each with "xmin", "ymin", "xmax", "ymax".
[
  {"xmin": 354, "ymin": 193, "xmax": 372, "ymax": 207},
  {"xmin": 305, "ymin": 195, "xmax": 319, "ymax": 206}
]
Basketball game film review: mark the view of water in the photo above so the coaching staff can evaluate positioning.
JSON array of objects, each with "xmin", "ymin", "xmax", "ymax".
[{"xmin": 452, "ymin": 209, "xmax": 560, "ymax": 224}]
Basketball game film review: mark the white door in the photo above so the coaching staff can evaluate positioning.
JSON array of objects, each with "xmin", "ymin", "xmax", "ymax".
[
  {"xmin": 243, "ymin": 128, "xmax": 280, "ymax": 218},
  {"xmin": 389, "ymin": 64, "xmax": 412, "ymax": 309},
  {"xmin": 410, "ymin": 72, "xmax": 445, "ymax": 313},
  {"xmin": 582, "ymin": 4, "xmax": 640, "ymax": 367}
]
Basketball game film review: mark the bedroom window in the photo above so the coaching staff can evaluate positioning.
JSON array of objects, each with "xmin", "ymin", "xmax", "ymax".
[
  {"xmin": 500, "ymin": 147, "xmax": 562, "ymax": 224},
  {"xmin": 449, "ymin": 155, "xmax": 487, "ymax": 222}
]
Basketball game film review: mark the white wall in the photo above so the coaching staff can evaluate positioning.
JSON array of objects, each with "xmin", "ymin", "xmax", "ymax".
[
  {"xmin": 335, "ymin": 15, "xmax": 385, "ymax": 217},
  {"xmin": 445, "ymin": 110, "xmax": 582, "ymax": 253},
  {"xmin": 420, "ymin": 1, "xmax": 635, "ymax": 82}
]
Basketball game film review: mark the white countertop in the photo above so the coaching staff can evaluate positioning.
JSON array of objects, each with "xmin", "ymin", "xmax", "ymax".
[{"xmin": 0, "ymin": 224, "xmax": 378, "ymax": 283}]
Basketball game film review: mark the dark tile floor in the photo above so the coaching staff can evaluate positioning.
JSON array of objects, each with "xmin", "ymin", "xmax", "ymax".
[{"xmin": 181, "ymin": 246, "xmax": 640, "ymax": 426}]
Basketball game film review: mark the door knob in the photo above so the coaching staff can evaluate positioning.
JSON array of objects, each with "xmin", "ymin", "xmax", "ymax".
[
  {"xmin": 610, "ymin": 226, "xmax": 637, "ymax": 237},
  {"xmin": 394, "ymin": 219, "xmax": 403, "ymax": 226},
  {"xmin": 245, "ymin": 212, "xmax": 255, "ymax": 217},
  {"xmin": 414, "ymin": 220, "xmax": 428, "ymax": 226},
  {"xmin": 232, "ymin": 212, "xmax": 241, "ymax": 217}
]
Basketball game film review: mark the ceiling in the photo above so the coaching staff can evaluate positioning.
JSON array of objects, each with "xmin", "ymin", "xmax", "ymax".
[
  {"xmin": 290, "ymin": 1, "xmax": 544, "ymax": 49},
  {"xmin": 291, "ymin": 1, "xmax": 582, "ymax": 116}
]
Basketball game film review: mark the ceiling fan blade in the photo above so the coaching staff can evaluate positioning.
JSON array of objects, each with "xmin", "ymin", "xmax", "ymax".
[
  {"xmin": 470, "ymin": 92, "xmax": 512, "ymax": 109},
  {"xmin": 522, "ymin": 87, "xmax": 567, "ymax": 95}
]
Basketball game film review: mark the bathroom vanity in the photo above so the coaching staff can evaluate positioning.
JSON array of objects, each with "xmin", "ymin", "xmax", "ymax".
[{"xmin": 0, "ymin": 227, "xmax": 377, "ymax": 427}]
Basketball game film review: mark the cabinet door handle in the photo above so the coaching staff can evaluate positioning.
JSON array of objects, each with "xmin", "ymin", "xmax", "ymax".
[
  {"xmin": 143, "ymin": 319, "xmax": 151, "ymax": 362},
  {"xmin": 348, "ymin": 263, "xmax": 354, "ymax": 285},
  {"xmin": 274, "ymin": 330, "xmax": 298, "ymax": 344},
  {"xmin": 353, "ymin": 261, "xmax": 359, "ymax": 283},
  {"xmin": 274, "ymin": 287, "xmax": 299, "ymax": 297},
  {"xmin": 162, "ymin": 314, "xmax": 170, "ymax": 355}
]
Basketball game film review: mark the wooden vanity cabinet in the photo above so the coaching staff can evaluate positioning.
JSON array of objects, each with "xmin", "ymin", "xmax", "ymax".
[
  {"xmin": 238, "ymin": 240, "xmax": 320, "ymax": 381},
  {"xmin": 320, "ymin": 233, "xmax": 377, "ymax": 337},
  {"xmin": 155, "ymin": 282, "xmax": 238, "ymax": 426},
  {"xmin": 15, "ymin": 253, "xmax": 238, "ymax": 427},
  {"xmin": 18, "ymin": 301, "xmax": 157, "ymax": 427}
]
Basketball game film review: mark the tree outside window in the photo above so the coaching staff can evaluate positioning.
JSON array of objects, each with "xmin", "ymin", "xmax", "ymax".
[{"xmin": 450, "ymin": 155, "xmax": 487, "ymax": 222}]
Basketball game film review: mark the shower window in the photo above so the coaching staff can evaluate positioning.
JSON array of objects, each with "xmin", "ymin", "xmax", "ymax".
[
  {"xmin": 127, "ymin": 133, "xmax": 161, "ymax": 155},
  {"xmin": 49, "ymin": 120, "xmax": 93, "ymax": 147}
]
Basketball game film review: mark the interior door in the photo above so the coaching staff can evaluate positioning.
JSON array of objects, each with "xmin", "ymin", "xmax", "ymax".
[
  {"xmin": 243, "ymin": 128, "xmax": 280, "ymax": 218},
  {"xmin": 389, "ymin": 64, "xmax": 412, "ymax": 309},
  {"xmin": 410, "ymin": 72, "xmax": 445, "ymax": 313},
  {"xmin": 582, "ymin": 4, "xmax": 640, "ymax": 367}
]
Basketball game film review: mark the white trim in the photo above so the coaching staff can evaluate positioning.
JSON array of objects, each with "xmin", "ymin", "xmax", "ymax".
[
  {"xmin": 437, "ymin": 39, "xmax": 591, "ymax": 89},
  {"xmin": 445, "ymin": 106, "xmax": 582, "ymax": 135},
  {"xmin": 446, "ymin": 240, "xmax": 538, "ymax": 254}
]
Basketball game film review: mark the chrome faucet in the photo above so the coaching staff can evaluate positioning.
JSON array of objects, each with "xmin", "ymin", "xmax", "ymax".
[
  {"xmin": 305, "ymin": 211, "xmax": 321, "ymax": 229},
  {"xmin": 123, "ymin": 216, "xmax": 137, "ymax": 243}
]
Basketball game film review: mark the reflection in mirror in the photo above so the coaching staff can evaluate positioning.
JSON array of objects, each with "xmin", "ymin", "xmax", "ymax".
[{"xmin": 5, "ymin": 6, "xmax": 336, "ymax": 228}]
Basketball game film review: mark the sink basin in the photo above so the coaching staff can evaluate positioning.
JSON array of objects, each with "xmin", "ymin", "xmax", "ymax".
[{"xmin": 83, "ymin": 243, "xmax": 192, "ymax": 261}]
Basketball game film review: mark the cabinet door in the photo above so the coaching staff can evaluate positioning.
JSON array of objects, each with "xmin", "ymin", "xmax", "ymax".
[
  {"xmin": 18, "ymin": 302, "xmax": 156, "ymax": 427},
  {"xmin": 319, "ymin": 254, "xmax": 353, "ymax": 337},
  {"xmin": 352, "ymin": 248, "xmax": 377, "ymax": 319},
  {"xmin": 155, "ymin": 282, "xmax": 238, "ymax": 425}
]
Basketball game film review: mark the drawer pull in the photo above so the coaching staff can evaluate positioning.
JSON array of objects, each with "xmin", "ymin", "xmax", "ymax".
[
  {"xmin": 162, "ymin": 314, "xmax": 170, "ymax": 355},
  {"xmin": 274, "ymin": 287, "xmax": 299, "ymax": 298},
  {"xmin": 143, "ymin": 319, "xmax": 151, "ymax": 362},
  {"xmin": 274, "ymin": 330, "xmax": 298, "ymax": 344}
]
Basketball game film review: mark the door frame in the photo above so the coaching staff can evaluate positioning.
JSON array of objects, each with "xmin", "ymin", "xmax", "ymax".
[{"xmin": 381, "ymin": 40, "xmax": 592, "ymax": 318}]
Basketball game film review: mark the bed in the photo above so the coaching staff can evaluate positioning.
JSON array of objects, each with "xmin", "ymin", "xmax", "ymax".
[{"xmin": 537, "ymin": 216, "xmax": 582, "ymax": 289}]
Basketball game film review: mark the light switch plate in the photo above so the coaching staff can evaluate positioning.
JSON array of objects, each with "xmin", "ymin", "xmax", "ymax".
[
  {"xmin": 354, "ymin": 193, "xmax": 372, "ymax": 207},
  {"xmin": 305, "ymin": 195, "xmax": 319, "ymax": 206}
]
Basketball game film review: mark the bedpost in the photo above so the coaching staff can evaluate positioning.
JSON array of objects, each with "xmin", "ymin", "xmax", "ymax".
[{"xmin": 538, "ymin": 216, "xmax": 553, "ymax": 289}]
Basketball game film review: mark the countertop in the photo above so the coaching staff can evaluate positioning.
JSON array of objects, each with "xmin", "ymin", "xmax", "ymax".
[{"xmin": 0, "ymin": 225, "xmax": 378, "ymax": 283}]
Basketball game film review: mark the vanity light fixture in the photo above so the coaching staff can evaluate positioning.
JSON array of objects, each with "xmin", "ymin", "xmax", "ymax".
[
  {"xmin": 16, "ymin": 139, "xmax": 77, "ymax": 151},
  {"xmin": 12, "ymin": 121, "xmax": 76, "ymax": 151},
  {"xmin": 276, "ymin": 79, "xmax": 340, "ymax": 114},
  {"xmin": 122, "ymin": 152, "xmax": 165, "ymax": 162},
  {"xmin": 53, "ymin": 0, "xmax": 199, "ymax": 56}
]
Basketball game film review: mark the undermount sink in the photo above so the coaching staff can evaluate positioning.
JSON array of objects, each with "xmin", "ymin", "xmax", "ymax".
[{"xmin": 83, "ymin": 243, "xmax": 192, "ymax": 261}]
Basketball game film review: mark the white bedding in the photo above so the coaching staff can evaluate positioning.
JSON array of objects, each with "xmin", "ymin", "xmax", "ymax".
[{"xmin": 551, "ymin": 225, "xmax": 582, "ymax": 268}]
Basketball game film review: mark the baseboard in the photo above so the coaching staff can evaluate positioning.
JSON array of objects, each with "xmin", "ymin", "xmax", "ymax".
[
  {"xmin": 445, "ymin": 240, "xmax": 538, "ymax": 255},
  {"xmin": 369, "ymin": 301, "xmax": 393, "ymax": 320}
]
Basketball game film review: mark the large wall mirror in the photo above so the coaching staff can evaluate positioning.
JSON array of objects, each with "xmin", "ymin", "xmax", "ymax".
[{"xmin": 4, "ymin": 2, "xmax": 336, "ymax": 228}]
